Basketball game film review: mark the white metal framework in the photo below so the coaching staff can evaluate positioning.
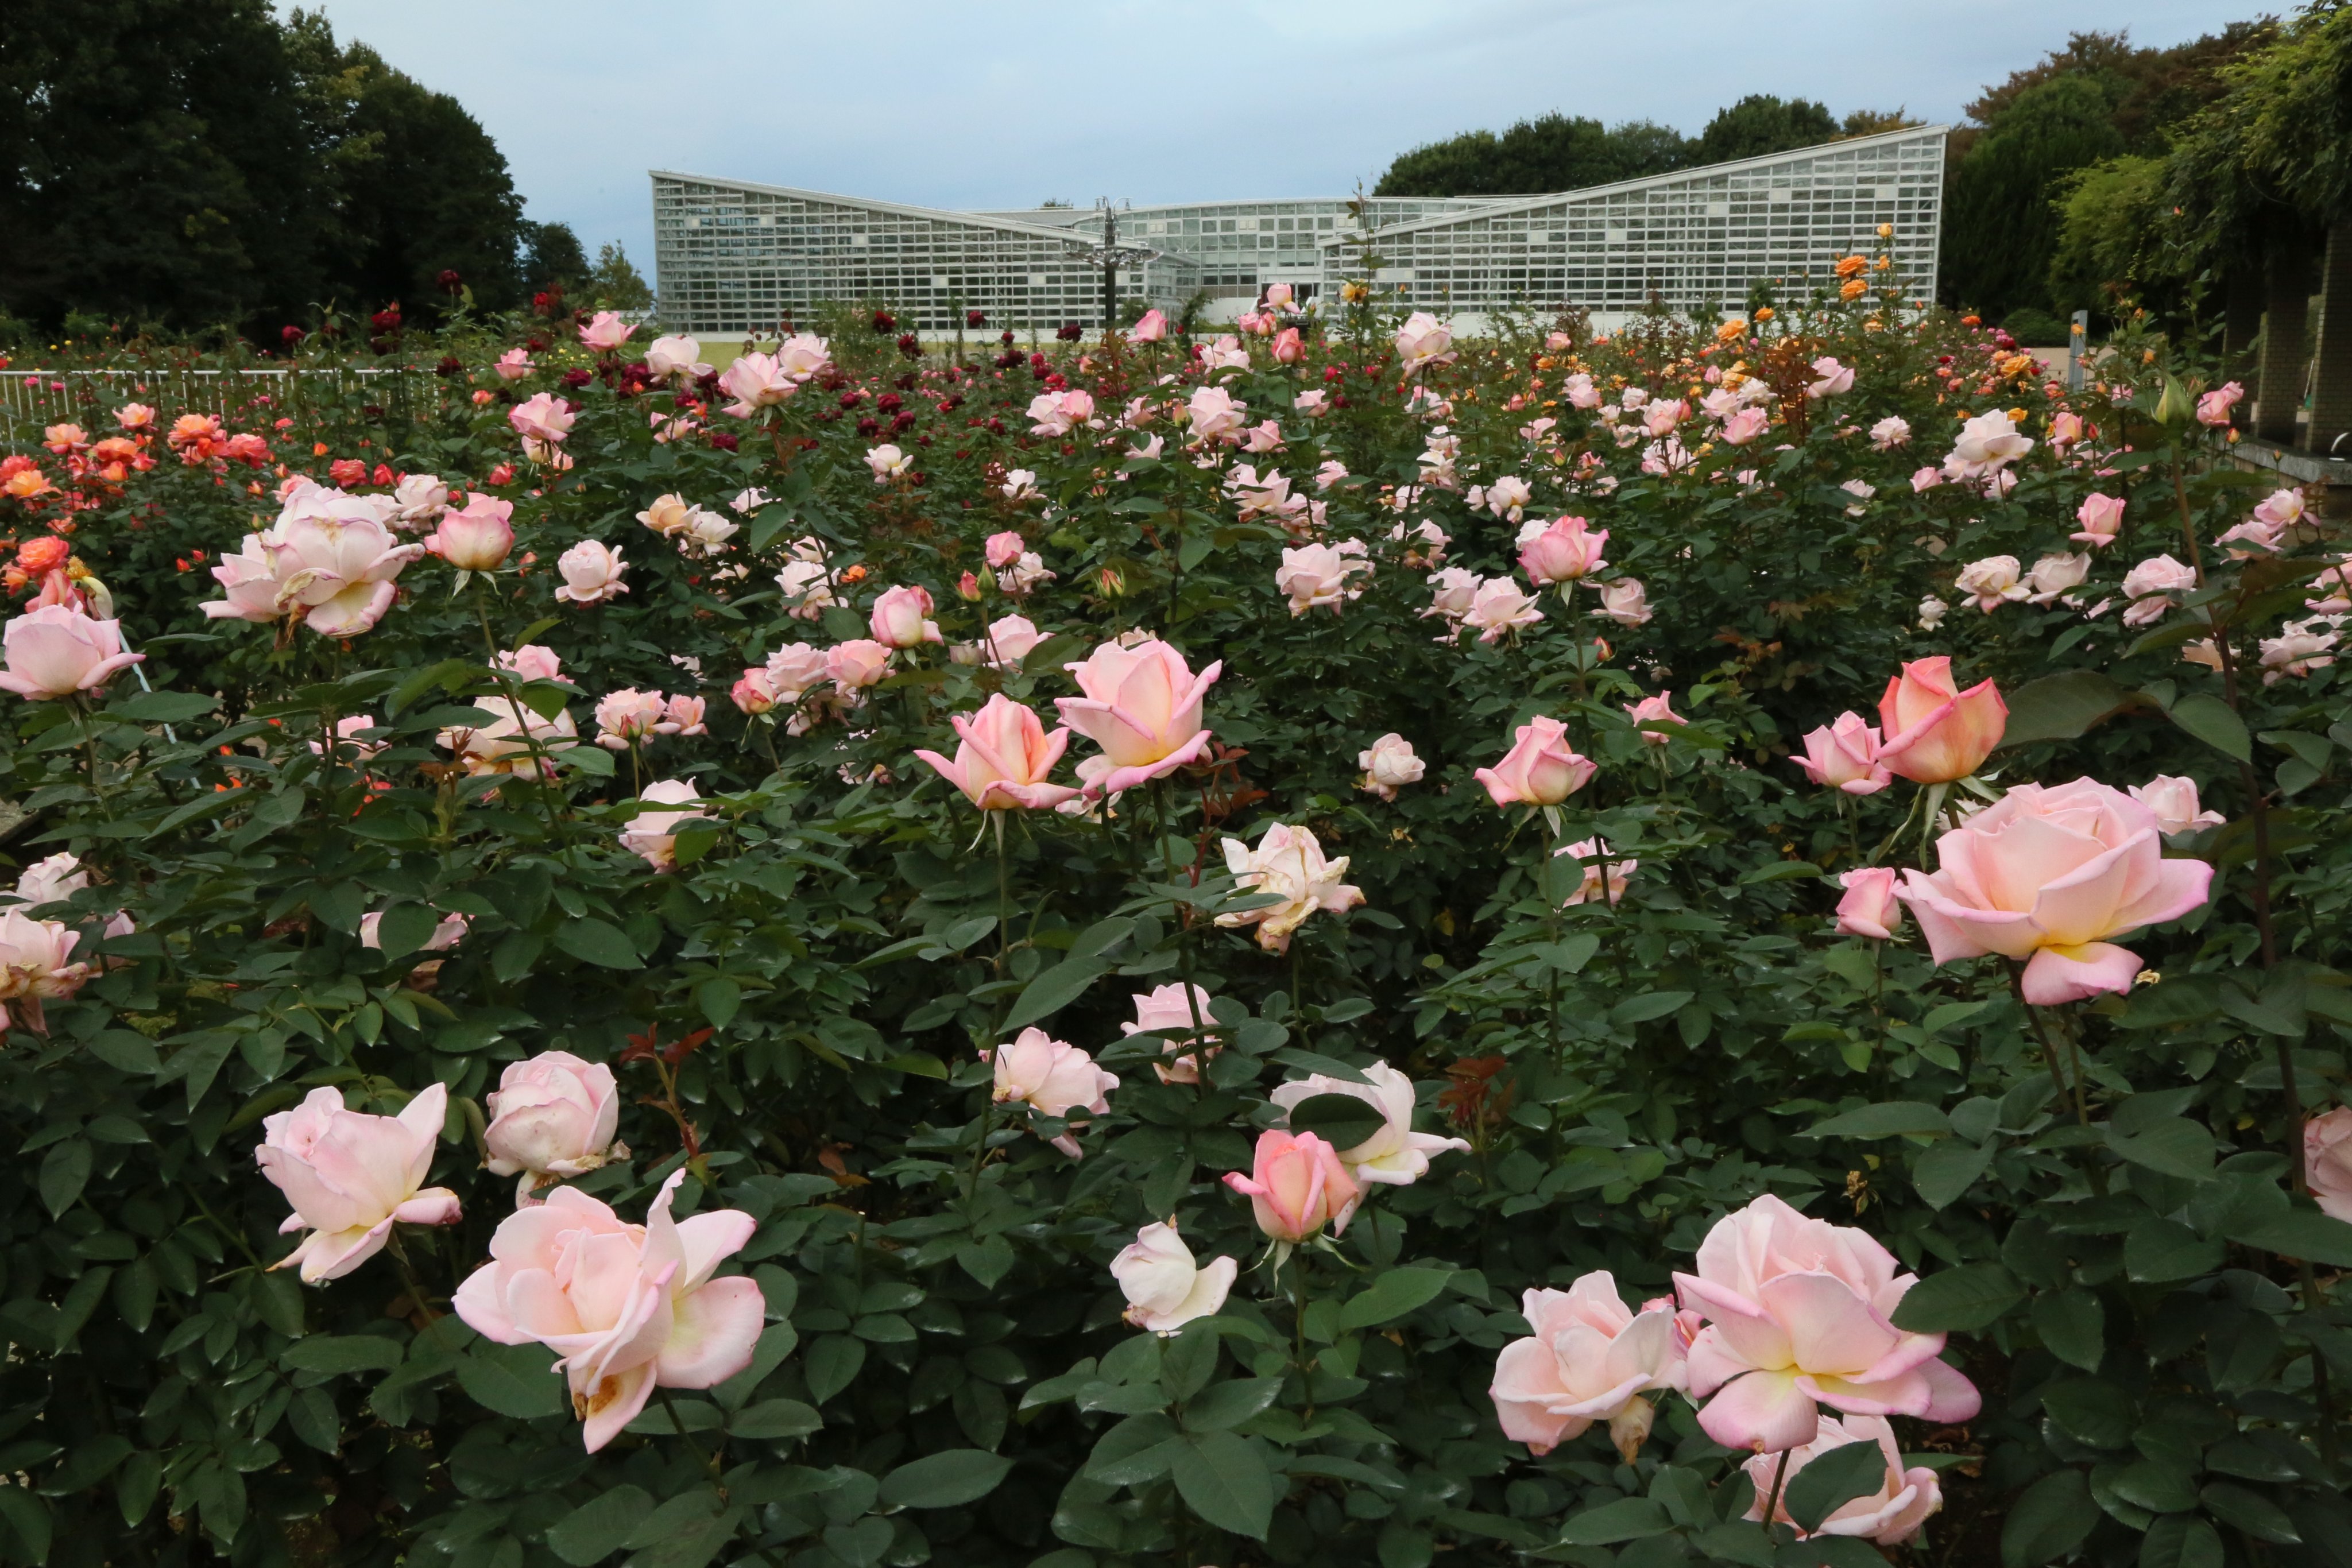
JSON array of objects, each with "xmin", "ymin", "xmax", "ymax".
[{"xmin": 651, "ymin": 125, "xmax": 1944, "ymax": 336}]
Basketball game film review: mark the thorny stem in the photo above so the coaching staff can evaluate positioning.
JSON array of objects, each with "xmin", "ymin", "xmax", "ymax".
[
  {"xmin": 1759, "ymin": 1447, "xmax": 1793, "ymax": 1540},
  {"xmin": 655, "ymin": 1386, "xmax": 721, "ymax": 1478}
]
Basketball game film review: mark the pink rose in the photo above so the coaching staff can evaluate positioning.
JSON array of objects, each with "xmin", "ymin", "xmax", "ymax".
[
  {"xmin": 452, "ymin": 1171, "xmax": 763, "ymax": 1452},
  {"xmin": 1743, "ymin": 1415, "xmax": 1942, "ymax": 1544},
  {"xmin": 1123, "ymin": 982, "xmax": 1220, "ymax": 1084},
  {"xmin": 430, "ymin": 495, "xmax": 514, "ymax": 572},
  {"xmin": 483, "ymin": 1050, "xmax": 623, "ymax": 1198},
  {"xmin": 554, "ymin": 541, "xmax": 629, "ymax": 605},
  {"xmin": 1895, "ymin": 778, "xmax": 2214, "ymax": 1004},
  {"xmin": 1796, "ymin": 712, "xmax": 1890, "ymax": 795},
  {"xmin": 200, "ymin": 535, "xmax": 284, "ymax": 624},
  {"xmin": 0, "ymin": 909, "xmax": 94, "ymax": 1036},
  {"xmin": 1557, "ymin": 838, "xmax": 1635, "ymax": 907},
  {"xmin": 508, "ymin": 393, "xmax": 575, "ymax": 445},
  {"xmin": 579, "ymin": 311, "xmax": 636, "ymax": 353},
  {"xmin": 255, "ymin": 1085, "xmax": 462, "ymax": 1283},
  {"xmin": 1271, "ymin": 327, "xmax": 1306, "ymax": 363},
  {"xmin": 595, "ymin": 688, "xmax": 672, "ymax": 749},
  {"xmin": 980, "ymin": 614, "xmax": 1043, "ymax": 670},
  {"xmin": 1393, "ymin": 312, "xmax": 1456, "ymax": 377},
  {"xmin": 715, "ymin": 352, "xmax": 797, "ymax": 417},
  {"xmin": 1624, "ymin": 691, "xmax": 1682, "ymax": 745},
  {"xmin": 825, "ymin": 638, "xmax": 893, "ymax": 692},
  {"xmin": 1805, "ymin": 357, "xmax": 1854, "ymax": 397},
  {"xmin": 2307, "ymin": 1106, "xmax": 2352, "ymax": 1222},
  {"xmin": 1357, "ymin": 733, "xmax": 1425, "ymax": 800},
  {"xmin": 1720, "ymin": 406, "xmax": 1770, "ymax": 445},
  {"xmin": 1519, "ymin": 516, "xmax": 1608, "ymax": 584},
  {"xmin": 1474, "ymin": 715, "xmax": 1595, "ymax": 807},
  {"xmin": 2072, "ymin": 493, "xmax": 2125, "ymax": 546},
  {"xmin": 2195, "ymin": 381, "xmax": 2243, "ymax": 427},
  {"xmin": 869, "ymin": 584, "xmax": 942, "ymax": 648},
  {"xmin": 1875, "ymin": 657, "xmax": 2006, "ymax": 784},
  {"xmin": 1490, "ymin": 1273, "xmax": 1689, "ymax": 1459},
  {"xmin": 1215, "ymin": 822, "xmax": 1364, "ymax": 953},
  {"xmin": 730, "ymin": 667, "xmax": 782, "ymax": 714},
  {"xmin": 1128, "ymin": 309, "xmax": 1169, "ymax": 344},
  {"xmin": 1055, "ymin": 637, "xmax": 1221, "ymax": 796},
  {"xmin": 1112, "ymin": 1221, "xmax": 1236, "ymax": 1334},
  {"xmin": 358, "ymin": 908, "xmax": 467, "ymax": 952},
  {"xmin": 913, "ymin": 693, "xmax": 1080, "ymax": 811},
  {"xmin": 984, "ymin": 531, "xmax": 1026, "ymax": 569},
  {"xmin": 982, "ymin": 1027, "xmax": 1117, "ymax": 1156},
  {"xmin": 0, "ymin": 605, "xmax": 146, "ymax": 698},
  {"xmin": 438, "ymin": 696, "xmax": 578, "ymax": 777},
  {"xmin": 1676, "ymin": 1194, "xmax": 1980, "ymax": 1453},
  {"xmin": 499, "ymin": 644, "xmax": 564, "ymax": 683},
  {"xmin": 1224, "ymin": 1130, "xmax": 1361, "ymax": 1242},
  {"xmin": 619, "ymin": 780, "xmax": 710, "ymax": 870},
  {"xmin": 494, "ymin": 349, "xmax": 533, "ymax": 382},
  {"xmin": 1835, "ymin": 868, "xmax": 1902, "ymax": 940},
  {"xmin": 2127, "ymin": 775, "xmax": 2224, "ymax": 836}
]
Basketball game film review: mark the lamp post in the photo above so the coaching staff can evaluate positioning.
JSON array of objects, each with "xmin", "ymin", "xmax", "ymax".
[{"xmin": 1070, "ymin": 198, "xmax": 1159, "ymax": 333}]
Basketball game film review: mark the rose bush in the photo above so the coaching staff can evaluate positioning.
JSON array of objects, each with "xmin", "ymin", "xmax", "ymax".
[{"xmin": 2, "ymin": 264, "xmax": 2350, "ymax": 1568}]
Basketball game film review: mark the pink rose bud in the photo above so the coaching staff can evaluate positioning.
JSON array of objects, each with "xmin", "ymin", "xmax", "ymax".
[
  {"xmin": 984, "ymin": 531, "xmax": 1026, "ymax": 570},
  {"xmin": 1796, "ymin": 711, "xmax": 1890, "ymax": 795},
  {"xmin": 452, "ymin": 1171, "xmax": 763, "ymax": 1451},
  {"xmin": 1223, "ymin": 1129, "xmax": 1361, "ymax": 1242},
  {"xmin": 430, "ymin": 494, "xmax": 515, "ymax": 571},
  {"xmin": 1875, "ymin": 657, "xmax": 2005, "ymax": 784},
  {"xmin": 1835, "ymin": 868, "xmax": 1903, "ymax": 940},
  {"xmin": 2126, "ymin": 775, "xmax": 2225, "ymax": 836},
  {"xmin": 869, "ymin": 584, "xmax": 942, "ymax": 648},
  {"xmin": 1473, "ymin": 715, "xmax": 1595, "ymax": 807},
  {"xmin": 1519, "ymin": 516, "xmax": 1608, "ymax": 584},
  {"xmin": 254, "ymin": 1084, "xmax": 462, "ymax": 1283},
  {"xmin": 2072, "ymin": 493, "xmax": 2125, "ymax": 546},
  {"xmin": 730, "ymin": 667, "xmax": 782, "ymax": 714},
  {"xmin": 912, "ymin": 693, "xmax": 1081, "ymax": 811},
  {"xmin": 0, "ymin": 604, "xmax": 146, "ymax": 699},
  {"xmin": 1893, "ymin": 778, "xmax": 2213, "ymax": 1004},
  {"xmin": 956, "ymin": 571, "xmax": 984, "ymax": 602},
  {"xmin": 483, "ymin": 1050, "xmax": 624, "ymax": 1198}
]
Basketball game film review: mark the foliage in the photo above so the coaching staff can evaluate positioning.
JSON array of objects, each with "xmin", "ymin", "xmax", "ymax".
[
  {"xmin": 1686, "ymin": 95, "xmax": 1839, "ymax": 167},
  {"xmin": 1, "ymin": 255, "xmax": 2350, "ymax": 1568}
]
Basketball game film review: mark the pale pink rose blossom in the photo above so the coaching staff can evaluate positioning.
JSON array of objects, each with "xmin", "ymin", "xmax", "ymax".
[
  {"xmin": 1491, "ymin": 1273, "xmax": 1689, "ymax": 1459},
  {"xmin": 578, "ymin": 311, "xmax": 635, "ymax": 352},
  {"xmin": 1878, "ymin": 658, "xmax": 2006, "ymax": 784},
  {"xmin": 1910, "ymin": 466, "xmax": 1944, "ymax": 493},
  {"xmin": 775, "ymin": 559, "xmax": 836, "ymax": 617},
  {"xmin": 1112, "ymin": 1221, "xmax": 1236, "ymax": 1334},
  {"xmin": 200, "ymin": 534, "xmax": 285, "ymax": 624},
  {"xmin": 494, "ymin": 348, "xmax": 534, "ymax": 382},
  {"xmin": 765, "ymin": 642, "xmax": 830, "ymax": 702},
  {"xmin": 1462, "ymin": 577, "xmax": 1546, "ymax": 643},
  {"xmin": 1796, "ymin": 713, "xmax": 1890, "ymax": 796},
  {"xmin": 1805, "ymin": 357, "xmax": 1854, "ymax": 398},
  {"xmin": 1869, "ymin": 416, "xmax": 1910, "ymax": 450},
  {"xmin": 1557, "ymin": 838, "xmax": 1635, "ymax": 907},
  {"xmin": 1124, "ymin": 982, "xmax": 1221, "ymax": 1083},
  {"xmin": 2068, "ymin": 494, "xmax": 2125, "ymax": 548},
  {"xmin": 554, "ymin": 541, "xmax": 629, "ymax": 605},
  {"xmin": 508, "ymin": 393, "xmax": 575, "ymax": 446},
  {"xmin": 730, "ymin": 667, "xmax": 783, "ymax": 714},
  {"xmin": 2128, "ymin": 776, "xmax": 2225, "ymax": 836},
  {"xmin": 1592, "ymin": 578, "xmax": 1653, "ymax": 626},
  {"xmin": 1948, "ymin": 409, "xmax": 2033, "ymax": 470},
  {"xmin": 2024, "ymin": 552, "xmax": 2091, "ymax": 604},
  {"xmin": 10, "ymin": 853, "xmax": 91, "ymax": 908},
  {"xmin": 2121, "ymin": 553, "xmax": 2195, "ymax": 626},
  {"xmin": 438, "ymin": 698, "xmax": 578, "ymax": 777},
  {"xmin": 1224, "ymin": 1130, "xmax": 1361, "ymax": 1242},
  {"xmin": 1216, "ymin": 823, "xmax": 1363, "ymax": 953},
  {"xmin": 430, "ymin": 494, "xmax": 515, "ymax": 572},
  {"xmin": 2260, "ymin": 618, "xmax": 2339, "ymax": 685},
  {"xmin": 1475, "ymin": 715, "xmax": 1593, "ymax": 807},
  {"xmin": 1055, "ymin": 638, "xmax": 1221, "ymax": 795},
  {"xmin": 451, "ymin": 1171, "xmax": 763, "ymax": 1451},
  {"xmin": 1357, "ymin": 733, "xmax": 1424, "ymax": 800},
  {"xmin": 1128, "ymin": 309, "xmax": 1169, "ymax": 344},
  {"xmin": 388, "ymin": 473, "xmax": 451, "ymax": 528},
  {"xmin": 1895, "ymin": 778, "xmax": 2214, "ymax": 1004},
  {"xmin": 982, "ymin": 1027, "xmax": 1117, "ymax": 1156},
  {"xmin": 256, "ymin": 1085, "xmax": 461, "ymax": 1283},
  {"xmin": 2254, "ymin": 488, "xmax": 2306, "ymax": 529},
  {"xmin": 1185, "ymin": 386, "xmax": 1248, "ymax": 443},
  {"xmin": 1270, "ymin": 1062, "xmax": 1467, "ymax": 1186},
  {"xmin": 1676, "ymin": 1194, "xmax": 1982, "ymax": 1453},
  {"xmin": 618, "ymin": 780, "xmax": 710, "ymax": 871},
  {"xmin": 500, "ymin": 645, "xmax": 564, "ymax": 683},
  {"xmin": 2048, "ymin": 409, "xmax": 2086, "ymax": 450},
  {"xmin": 0, "ymin": 605, "xmax": 146, "ymax": 698},
  {"xmin": 1520, "ymin": 516, "xmax": 1609, "ymax": 584},
  {"xmin": 483, "ymin": 1051, "xmax": 624, "ymax": 1201},
  {"xmin": 979, "ymin": 614, "xmax": 1044, "ymax": 670},
  {"xmin": 595, "ymin": 689, "xmax": 673, "ymax": 749},
  {"xmin": 1392, "ymin": 312, "xmax": 1456, "ymax": 377},
  {"xmin": 2216, "ymin": 516, "xmax": 2285, "ymax": 557},
  {"xmin": 1836, "ymin": 868, "xmax": 1904, "ymax": 940},
  {"xmin": 1953, "ymin": 555, "xmax": 2029, "ymax": 613},
  {"xmin": 0, "ymin": 909, "xmax": 94, "ymax": 1036},
  {"xmin": 1296, "ymin": 389, "xmax": 1330, "ymax": 417},
  {"xmin": 644, "ymin": 335, "xmax": 710, "ymax": 380},
  {"xmin": 869, "ymin": 584, "xmax": 942, "ymax": 648},
  {"xmin": 2195, "ymin": 381, "xmax": 2243, "ymax": 427},
  {"xmin": 1624, "ymin": 692, "xmax": 1683, "ymax": 745},
  {"xmin": 825, "ymin": 640, "xmax": 894, "ymax": 693},
  {"xmin": 913, "ymin": 693, "xmax": 1080, "ymax": 811},
  {"xmin": 996, "ymin": 551, "xmax": 1055, "ymax": 596},
  {"xmin": 1743, "ymin": 1415, "xmax": 1943, "ymax": 1545},
  {"xmin": 984, "ymin": 531, "xmax": 1026, "ymax": 570},
  {"xmin": 1275, "ymin": 541, "xmax": 1372, "ymax": 615},
  {"xmin": 665, "ymin": 695, "xmax": 707, "ymax": 736},
  {"xmin": 1720, "ymin": 406, "xmax": 1770, "ymax": 445},
  {"xmin": 1423, "ymin": 567, "xmax": 1483, "ymax": 628},
  {"xmin": 2307, "ymin": 1106, "xmax": 2352, "ymax": 1223}
]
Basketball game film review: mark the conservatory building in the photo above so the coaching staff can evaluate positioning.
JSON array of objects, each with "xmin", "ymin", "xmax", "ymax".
[{"xmin": 650, "ymin": 123, "xmax": 1945, "ymax": 338}]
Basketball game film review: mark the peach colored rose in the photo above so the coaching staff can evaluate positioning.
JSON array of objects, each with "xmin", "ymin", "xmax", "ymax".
[
  {"xmin": 619, "ymin": 780, "xmax": 709, "ymax": 871},
  {"xmin": 1055, "ymin": 637, "xmax": 1220, "ymax": 796},
  {"xmin": 1519, "ymin": 516, "xmax": 1608, "ymax": 584},
  {"xmin": 0, "ymin": 605, "xmax": 146, "ymax": 698},
  {"xmin": 1216, "ymin": 822, "xmax": 1363, "ymax": 953},
  {"xmin": 1475, "ymin": 715, "xmax": 1594, "ymax": 807},
  {"xmin": 1491, "ymin": 1273, "xmax": 1689, "ymax": 1459},
  {"xmin": 1835, "ymin": 869, "xmax": 1902, "ymax": 940},
  {"xmin": 824, "ymin": 638, "xmax": 893, "ymax": 692},
  {"xmin": 256, "ymin": 1085, "xmax": 461, "ymax": 1283},
  {"xmin": 1124, "ymin": 982, "xmax": 1220, "ymax": 1083},
  {"xmin": 451, "ymin": 1171, "xmax": 763, "ymax": 1451},
  {"xmin": 1895, "ymin": 778, "xmax": 2214, "ymax": 1004},
  {"xmin": 430, "ymin": 495, "xmax": 514, "ymax": 572},
  {"xmin": 2128, "ymin": 775, "xmax": 2225, "ymax": 837},
  {"xmin": 1796, "ymin": 711, "xmax": 1890, "ymax": 795},
  {"xmin": 1223, "ymin": 1129, "xmax": 1361, "ymax": 1242},
  {"xmin": 1875, "ymin": 657, "xmax": 2005, "ymax": 784},
  {"xmin": 2072, "ymin": 493, "xmax": 2125, "ymax": 547},
  {"xmin": 554, "ymin": 541, "xmax": 629, "ymax": 606},
  {"xmin": 1357, "ymin": 733, "xmax": 1424, "ymax": 801},
  {"xmin": 914, "ymin": 694, "xmax": 1080, "ymax": 811},
  {"xmin": 869, "ymin": 584, "xmax": 941, "ymax": 648},
  {"xmin": 0, "ymin": 909, "xmax": 94, "ymax": 1036}
]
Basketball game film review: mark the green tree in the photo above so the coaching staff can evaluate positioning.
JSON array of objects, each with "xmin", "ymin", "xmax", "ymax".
[
  {"xmin": 1375, "ymin": 114, "xmax": 1687, "ymax": 198},
  {"xmin": 1943, "ymin": 75, "xmax": 2127, "ymax": 320},
  {"xmin": 522, "ymin": 221, "xmax": 591, "ymax": 300},
  {"xmin": 2047, "ymin": 152, "xmax": 2182, "ymax": 317},
  {"xmin": 586, "ymin": 242, "xmax": 654, "ymax": 311},
  {"xmin": 1690, "ymin": 94, "xmax": 1839, "ymax": 165}
]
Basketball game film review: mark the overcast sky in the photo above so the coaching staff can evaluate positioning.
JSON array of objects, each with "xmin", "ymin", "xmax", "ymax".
[{"xmin": 294, "ymin": 0, "xmax": 2258, "ymax": 273}]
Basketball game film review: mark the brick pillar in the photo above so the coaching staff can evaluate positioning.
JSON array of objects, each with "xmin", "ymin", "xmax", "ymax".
[
  {"xmin": 2308, "ymin": 218, "xmax": 2352, "ymax": 454},
  {"xmin": 2257, "ymin": 246, "xmax": 2313, "ymax": 446}
]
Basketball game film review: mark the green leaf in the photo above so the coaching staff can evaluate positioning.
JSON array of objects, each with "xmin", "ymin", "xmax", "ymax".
[
  {"xmin": 1806, "ymin": 1101, "xmax": 1951, "ymax": 1140},
  {"xmin": 803, "ymin": 1335, "xmax": 865, "ymax": 1404},
  {"xmin": 2125, "ymin": 1217, "xmax": 2222, "ymax": 1283},
  {"xmin": 1913, "ymin": 1137, "xmax": 1994, "ymax": 1209},
  {"xmin": 1784, "ymin": 1439, "xmax": 1891, "ymax": 1532},
  {"xmin": 1169, "ymin": 1430, "xmax": 1275, "ymax": 1540},
  {"xmin": 2105, "ymin": 1118, "xmax": 2215, "ymax": 1182},
  {"xmin": 2041, "ymin": 1378, "xmax": 2137, "ymax": 1450},
  {"xmin": 2031, "ymin": 1288, "xmax": 2105, "ymax": 1372},
  {"xmin": 1995, "ymin": 669, "xmax": 2140, "ymax": 749},
  {"xmin": 0, "ymin": 1486, "xmax": 53, "ymax": 1563},
  {"xmin": 1610, "ymin": 990, "xmax": 1693, "ymax": 1025},
  {"xmin": 1285, "ymin": 1092, "xmax": 1383, "ymax": 1152},
  {"xmin": 554, "ymin": 917, "xmax": 644, "ymax": 970},
  {"xmin": 38, "ymin": 1138, "xmax": 91, "ymax": 1218},
  {"xmin": 2199, "ymin": 1482, "xmax": 2301, "ymax": 1544},
  {"xmin": 1890, "ymin": 1262, "xmax": 2022, "ymax": 1333},
  {"xmin": 728, "ymin": 1399, "xmax": 821, "ymax": 1441},
  {"xmin": 1558, "ymin": 1496, "xmax": 1673, "ymax": 1545},
  {"xmin": 109, "ymin": 690, "xmax": 219, "ymax": 723},
  {"xmin": 373, "ymin": 903, "xmax": 443, "ymax": 960},
  {"xmin": 2167, "ymin": 694, "xmax": 2251, "ymax": 762},
  {"xmin": 1002, "ymin": 956, "xmax": 1106, "ymax": 1031},
  {"xmin": 2233, "ymin": 1209, "xmax": 2352, "ymax": 1267},
  {"xmin": 694, "ymin": 977, "xmax": 742, "ymax": 1031},
  {"xmin": 2001, "ymin": 1468, "xmax": 2095, "ymax": 1567},
  {"xmin": 455, "ymin": 1341, "xmax": 564, "ymax": 1419},
  {"xmin": 878, "ymin": 1448, "xmax": 1013, "ymax": 1510},
  {"xmin": 1179, "ymin": 1377, "xmax": 1283, "ymax": 1432},
  {"xmin": 548, "ymin": 1486, "xmax": 654, "ymax": 1566},
  {"xmin": 1337, "ymin": 1267, "xmax": 1453, "ymax": 1331},
  {"xmin": 2138, "ymin": 1515, "xmax": 2226, "ymax": 1568},
  {"xmin": 280, "ymin": 1336, "xmax": 404, "ymax": 1375}
]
